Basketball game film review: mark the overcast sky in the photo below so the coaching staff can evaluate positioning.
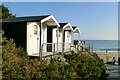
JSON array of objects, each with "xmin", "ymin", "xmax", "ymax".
[{"xmin": 3, "ymin": 2, "xmax": 118, "ymax": 40}]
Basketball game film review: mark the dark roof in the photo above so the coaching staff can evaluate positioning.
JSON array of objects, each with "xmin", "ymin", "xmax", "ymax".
[
  {"xmin": 2, "ymin": 15, "xmax": 50, "ymax": 23},
  {"xmin": 59, "ymin": 23, "xmax": 68, "ymax": 28},
  {"xmin": 72, "ymin": 26, "xmax": 77, "ymax": 30}
]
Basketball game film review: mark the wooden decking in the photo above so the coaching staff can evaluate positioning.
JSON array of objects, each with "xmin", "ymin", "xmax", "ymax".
[{"xmin": 31, "ymin": 50, "xmax": 70, "ymax": 57}]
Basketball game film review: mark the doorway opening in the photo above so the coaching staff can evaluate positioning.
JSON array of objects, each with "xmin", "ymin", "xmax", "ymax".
[{"xmin": 47, "ymin": 27, "xmax": 53, "ymax": 52}]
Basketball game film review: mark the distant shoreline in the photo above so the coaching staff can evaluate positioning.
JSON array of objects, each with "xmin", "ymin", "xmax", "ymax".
[{"xmin": 94, "ymin": 51, "xmax": 118, "ymax": 53}]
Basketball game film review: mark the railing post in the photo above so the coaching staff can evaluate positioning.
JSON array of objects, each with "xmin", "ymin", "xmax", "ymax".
[
  {"xmin": 62, "ymin": 42, "xmax": 64, "ymax": 57},
  {"xmin": 53, "ymin": 43, "xmax": 55, "ymax": 57},
  {"xmin": 41, "ymin": 44, "xmax": 44, "ymax": 59},
  {"xmin": 70, "ymin": 43, "xmax": 71, "ymax": 51}
]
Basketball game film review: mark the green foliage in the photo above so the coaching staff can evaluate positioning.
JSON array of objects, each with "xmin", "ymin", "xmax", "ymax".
[
  {"xmin": 0, "ymin": 30, "xmax": 4, "ymax": 44},
  {"xmin": 2, "ymin": 38, "xmax": 48, "ymax": 79},
  {"xmin": 64, "ymin": 51, "xmax": 109, "ymax": 80},
  {"xmin": 2, "ymin": 37, "xmax": 109, "ymax": 79},
  {"xmin": 0, "ymin": 4, "xmax": 15, "ymax": 19}
]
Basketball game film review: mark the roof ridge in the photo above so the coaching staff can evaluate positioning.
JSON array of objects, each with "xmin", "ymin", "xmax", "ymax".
[
  {"xmin": 2, "ymin": 15, "xmax": 51, "ymax": 23},
  {"xmin": 15, "ymin": 15, "xmax": 50, "ymax": 18}
]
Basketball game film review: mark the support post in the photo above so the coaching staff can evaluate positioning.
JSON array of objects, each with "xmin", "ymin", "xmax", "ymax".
[
  {"xmin": 71, "ymin": 31, "xmax": 73, "ymax": 45},
  {"xmin": 72, "ymin": 32, "xmax": 75, "ymax": 50},
  {"xmin": 77, "ymin": 33, "xmax": 79, "ymax": 49},
  {"xmin": 70, "ymin": 31, "xmax": 73, "ymax": 51},
  {"xmin": 39, "ymin": 22, "xmax": 42, "ymax": 60},
  {"xmin": 62, "ymin": 29, "xmax": 64, "ymax": 56},
  {"xmin": 43, "ymin": 24, "xmax": 45, "ymax": 47},
  {"xmin": 78, "ymin": 32, "xmax": 80, "ymax": 45},
  {"xmin": 57, "ymin": 26, "xmax": 59, "ymax": 53},
  {"xmin": 72, "ymin": 32, "xmax": 74, "ymax": 45}
]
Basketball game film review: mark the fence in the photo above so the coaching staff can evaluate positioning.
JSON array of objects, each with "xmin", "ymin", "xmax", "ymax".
[
  {"xmin": 77, "ymin": 43, "xmax": 93, "ymax": 53},
  {"xmin": 40, "ymin": 42, "xmax": 93, "ymax": 57},
  {"xmin": 41, "ymin": 43, "xmax": 71, "ymax": 57}
]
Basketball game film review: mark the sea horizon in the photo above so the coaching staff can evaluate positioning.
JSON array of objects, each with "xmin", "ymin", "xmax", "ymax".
[{"xmin": 76, "ymin": 40, "xmax": 119, "ymax": 52}]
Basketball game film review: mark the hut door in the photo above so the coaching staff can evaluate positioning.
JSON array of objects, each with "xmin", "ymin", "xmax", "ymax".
[
  {"xmin": 47, "ymin": 27, "xmax": 52, "ymax": 52},
  {"xmin": 63, "ymin": 31, "xmax": 65, "ymax": 51},
  {"xmin": 63, "ymin": 31, "xmax": 65, "ymax": 43},
  {"xmin": 32, "ymin": 25, "xmax": 40, "ymax": 54}
]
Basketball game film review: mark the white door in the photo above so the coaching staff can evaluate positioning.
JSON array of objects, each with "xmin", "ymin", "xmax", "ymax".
[{"xmin": 32, "ymin": 25, "xmax": 40, "ymax": 54}]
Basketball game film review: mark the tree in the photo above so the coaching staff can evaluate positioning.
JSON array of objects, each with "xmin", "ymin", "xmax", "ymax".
[{"xmin": 0, "ymin": 4, "xmax": 15, "ymax": 19}]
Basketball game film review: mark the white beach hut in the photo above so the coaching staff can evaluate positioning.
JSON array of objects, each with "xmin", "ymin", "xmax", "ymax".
[
  {"xmin": 2, "ymin": 15, "xmax": 60, "ymax": 58},
  {"xmin": 2, "ymin": 15, "xmax": 81, "ymax": 58},
  {"xmin": 72, "ymin": 26, "xmax": 81, "ymax": 50},
  {"xmin": 59, "ymin": 23, "xmax": 73, "ymax": 52}
]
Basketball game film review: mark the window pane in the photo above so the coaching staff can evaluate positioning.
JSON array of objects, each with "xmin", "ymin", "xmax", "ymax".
[{"xmin": 34, "ymin": 25, "xmax": 38, "ymax": 35}]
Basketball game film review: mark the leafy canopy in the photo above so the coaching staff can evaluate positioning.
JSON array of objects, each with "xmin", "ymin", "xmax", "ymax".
[{"xmin": 0, "ymin": 4, "xmax": 15, "ymax": 19}]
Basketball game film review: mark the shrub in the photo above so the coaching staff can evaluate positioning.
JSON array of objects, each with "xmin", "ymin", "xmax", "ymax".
[
  {"xmin": 2, "ymin": 37, "xmax": 109, "ymax": 79},
  {"xmin": 64, "ymin": 51, "xmax": 109, "ymax": 79},
  {"xmin": 2, "ymin": 37, "xmax": 42, "ymax": 79}
]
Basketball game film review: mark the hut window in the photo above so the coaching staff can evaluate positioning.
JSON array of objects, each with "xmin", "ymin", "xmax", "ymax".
[
  {"xmin": 59, "ymin": 30, "xmax": 61, "ymax": 37},
  {"xmin": 56, "ymin": 30, "xmax": 60, "ymax": 37},
  {"xmin": 67, "ymin": 32, "xmax": 70, "ymax": 38},
  {"xmin": 34, "ymin": 25, "xmax": 38, "ymax": 35}
]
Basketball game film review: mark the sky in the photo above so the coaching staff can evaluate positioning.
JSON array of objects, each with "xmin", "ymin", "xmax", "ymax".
[
  {"xmin": 3, "ymin": 2, "xmax": 118, "ymax": 40},
  {"xmin": 2, "ymin": 0, "xmax": 120, "ymax": 2}
]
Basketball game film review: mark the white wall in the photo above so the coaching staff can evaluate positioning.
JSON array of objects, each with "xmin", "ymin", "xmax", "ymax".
[
  {"xmin": 65, "ymin": 31, "xmax": 69, "ymax": 43},
  {"xmin": 58, "ymin": 29, "xmax": 63, "ymax": 51},
  {"xmin": 69, "ymin": 31, "xmax": 72, "ymax": 43},
  {"xmin": 27, "ymin": 22, "xmax": 73, "ymax": 55},
  {"xmin": 41, "ymin": 23, "xmax": 47, "ymax": 52},
  {"xmin": 52, "ymin": 28, "xmax": 64, "ymax": 52},
  {"xmin": 58, "ymin": 30, "xmax": 63, "ymax": 43},
  {"xmin": 52, "ymin": 28, "xmax": 57, "ymax": 43},
  {"xmin": 64, "ymin": 31, "xmax": 72, "ymax": 51}
]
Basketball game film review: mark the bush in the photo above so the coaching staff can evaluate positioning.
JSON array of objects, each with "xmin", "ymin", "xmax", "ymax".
[
  {"xmin": 2, "ymin": 37, "xmax": 42, "ymax": 79},
  {"xmin": 2, "ymin": 37, "xmax": 109, "ymax": 79},
  {"xmin": 64, "ymin": 51, "xmax": 109, "ymax": 79}
]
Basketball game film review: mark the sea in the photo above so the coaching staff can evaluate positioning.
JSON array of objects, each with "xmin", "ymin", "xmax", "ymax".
[{"xmin": 82, "ymin": 40, "xmax": 119, "ymax": 52}]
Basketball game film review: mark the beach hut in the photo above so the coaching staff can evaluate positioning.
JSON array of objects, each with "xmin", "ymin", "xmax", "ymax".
[
  {"xmin": 72, "ymin": 26, "xmax": 81, "ymax": 49},
  {"xmin": 59, "ymin": 23, "xmax": 73, "ymax": 52},
  {"xmin": 2, "ymin": 15, "xmax": 60, "ymax": 57}
]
